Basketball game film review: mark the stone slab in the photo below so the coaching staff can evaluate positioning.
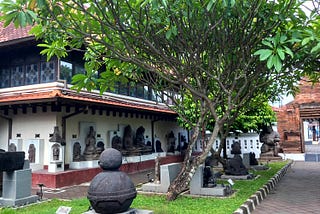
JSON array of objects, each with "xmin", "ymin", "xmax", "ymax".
[
  {"xmin": 0, "ymin": 168, "xmax": 39, "ymax": 207},
  {"xmin": 242, "ymin": 153, "xmax": 250, "ymax": 169},
  {"xmin": 141, "ymin": 182, "xmax": 166, "ymax": 193},
  {"xmin": 3, "ymin": 169, "xmax": 32, "ymax": 199},
  {"xmin": 250, "ymin": 165, "xmax": 269, "ymax": 171},
  {"xmin": 83, "ymin": 208, "xmax": 153, "ymax": 214},
  {"xmin": 190, "ymin": 184, "xmax": 232, "ymax": 197},
  {"xmin": 0, "ymin": 195, "xmax": 38, "ymax": 207},
  {"xmin": 258, "ymin": 156, "xmax": 282, "ymax": 162},
  {"xmin": 221, "ymin": 174, "xmax": 254, "ymax": 180},
  {"xmin": 190, "ymin": 165, "xmax": 231, "ymax": 196},
  {"xmin": 142, "ymin": 162, "xmax": 181, "ymax": 193},
  {"xmin": 56, "ymin": 206, "xmax": 72, "ymax": 214}
]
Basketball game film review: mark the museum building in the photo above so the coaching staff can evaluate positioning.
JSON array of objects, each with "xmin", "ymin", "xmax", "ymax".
[{"xmin": 0, "ymin": 22, "xmax": 187, "ymax": 188}]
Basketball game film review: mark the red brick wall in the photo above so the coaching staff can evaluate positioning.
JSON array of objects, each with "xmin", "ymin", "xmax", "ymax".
[
  {"xmin": 276, "ymin": 78, "xmax": 320, "ymax": 153},
  {"xmin": 275, "ymin": 104, "xmax": 302, "ymax": 153},
  {"xmin": 295, "ymin": 78, "xmax": 320, "ymax": 104},
  {"xmin": 32, "ymin": 155, "xmax": 184, "ymax": 188}
]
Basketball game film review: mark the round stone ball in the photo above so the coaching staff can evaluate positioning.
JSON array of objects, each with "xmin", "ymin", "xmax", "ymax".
[
  {"xmin": 88, "ymin": 148, "xmax": 137, "ymax": 214},
  {"xmin": 99, "ymin": 148, "xmax": 122, "ymax": 170},
  {"xmin": 88, "ymin": 171, "xmax": 137, "ymax": 214}
]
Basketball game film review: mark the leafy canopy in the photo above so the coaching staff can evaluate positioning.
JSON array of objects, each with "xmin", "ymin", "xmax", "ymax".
[{"xmin": 1, "ymin": 0, "xmax": 319, "ymax": 132}]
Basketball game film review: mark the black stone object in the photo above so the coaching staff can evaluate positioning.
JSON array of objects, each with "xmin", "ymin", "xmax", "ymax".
[
  {"xmin": 0, "ymin": 151, "xmax": 25, "ymax": 172},
  {"xmin": 87, "ymin": 148, "xmax": 137, "ymax": 214}
]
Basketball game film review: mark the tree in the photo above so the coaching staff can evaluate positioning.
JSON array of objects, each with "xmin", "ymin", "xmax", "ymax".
[
  {"xmin": 1, "ymin": 0, "xmax": 319, "ymax": 200},
  {"xmin": 176, "ymin": 92, "xmax": 276, "ymax": 160}
]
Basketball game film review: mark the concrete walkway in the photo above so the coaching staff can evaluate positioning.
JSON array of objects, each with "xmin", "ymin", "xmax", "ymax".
[{"xmin": 253, "ymin": 161, "xmax": 320, "ymax": 214}]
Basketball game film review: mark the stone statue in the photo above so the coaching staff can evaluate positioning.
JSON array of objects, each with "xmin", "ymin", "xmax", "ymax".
[
  {"xmin": 123, "ymin": 125, "xmax": 134, "ymax": 150},
  {"xmin": 167, "ymin": 131, "xmax": 176, "ymax": 153},
  {"xmin": 224, "ymin": 141, "xmax": 249, "ymax": 176},
  {"xmin": 83, "ymin": 126, "xmax": 98, "ymax": 160},
  {"xmin": 249, "ymin": 152, "xmax": 258, "ymax": 165},
  {"xmin": 203, "ymin": 157, "xmax": 217, "ymax": 187},
  {"xmin": 28, "ymin": 144, "xmax": 36, "ymax": 163},
  {"xmin": 52, "ymin": 143, "xmax": 60, "ymax": 161},
  {"xmin": 146, "ymin": 140, "xmax": 152, "ymax": 147},
  {"xmin": 49, "ymin": 126, "xmax": 65, "ymax": 145},
  {"xmin": 96, "ymin": 141, "xmax": 105, "ymax": 155},
  {"xmin": 73, "ymin": 142, "xmax": 81, "ymax": 161},
  {"xmin": 259, "ymin": 126, "xmax": 281, "ymax": 157},
  {"xmin": 155, "ymin": 140, "xmax": 163, "ymax": 152},
  {"xmin": 8, "ymin": 143, "xmax": 16, "ymax": 152},
  {"xmin": 112, "ymin": 134, "xmax": 123, "ymax": 151},
  {"xmin": 135, "ymin": 126, "xmax": 146, "ymax": 147}
]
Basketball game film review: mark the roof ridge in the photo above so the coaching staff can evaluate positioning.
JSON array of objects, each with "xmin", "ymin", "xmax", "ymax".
[{"xmin": 0, "ymin": 19, "xmax": 33, "ymax": 43}]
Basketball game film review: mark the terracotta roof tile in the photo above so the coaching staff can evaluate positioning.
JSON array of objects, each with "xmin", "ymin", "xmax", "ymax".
[
  {"xmin": 0, "ymin": 20, "xmax": 33, "ymax": 43},
  {"xmin": 0, "ymin": 88, "xmax": 176, "ymax": 115}
]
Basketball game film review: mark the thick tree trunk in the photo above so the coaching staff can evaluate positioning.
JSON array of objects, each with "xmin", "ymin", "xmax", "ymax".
[{"xmin": 166, "ymin": 123, "xmax": 220, "ymax": 201}]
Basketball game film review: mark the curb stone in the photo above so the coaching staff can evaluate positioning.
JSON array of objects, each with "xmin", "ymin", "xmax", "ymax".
[{"xmin": 233, "ymin": 160, "xmax": 293, "ymax": 214}]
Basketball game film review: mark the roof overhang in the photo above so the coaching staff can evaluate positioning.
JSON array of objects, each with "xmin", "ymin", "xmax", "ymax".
[
  {"xmin": 0, "ymin": 83, "xmax": 177, "ymax": 116},
  {"xmin": 0, "ymin": 36, "xmax": 35, "ymax": 48},
  {"xmin": 299, "ymin": 103, "xmax": 320, "ymax": 120}
]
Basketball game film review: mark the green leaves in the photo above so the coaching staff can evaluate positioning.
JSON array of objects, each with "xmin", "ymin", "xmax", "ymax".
[
  {"xmin": 0, "ymin": 0, "xmax": 38, "ymax": 27},
  {"xmin": 254, "ymin": 49, "xmax": 273, "ymax": 61},
  {"xmin": 165, "ymin": 25, "xmax": 178, "ymax": 39},
  {"xmin": 254, "ymin": 34, "xmax": 294, "ymax": 72},
  {"xmin": 38, "ymin": 39, "xmax": 68, "ymax": 61},
  {"xmin": 206, "ymin": 0, "xmax": 216, "ymax": 11},
  {"xmin": 1, "ymin": 0, "xmax": 319, "ymax": 141}
]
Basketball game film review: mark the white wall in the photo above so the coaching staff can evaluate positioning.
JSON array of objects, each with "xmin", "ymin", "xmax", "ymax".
[
  {"xmin": 6, "ymin": 108, "xmax": 57, "ymax": 166},
  {"xmin": 1, "ymin": 105, "xmax": 185, "ymax": 166},
  {"xmin": 11, "ymin": 111, "xmax": 57, "ymax": 140},
  {"xmin": 0, "ymin": 117, "xmax": 9, "ymax": 149},
  {"xmin": 154, "ymin": 120, "xmax": 187, "ymax": 152},
  {"xmin": 64, "ymin": 111, "xmax": 183, "ymax": 163}
]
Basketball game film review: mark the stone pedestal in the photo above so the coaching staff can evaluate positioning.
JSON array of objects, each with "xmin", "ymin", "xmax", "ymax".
[
  {"xmin": 48, "ymin": 161, "xmax": 64, "ymax": 173},
  {"xmin": 83, "ymin": 208, "xmax": 153, "ymax": 214},
  {"xmin": 259, "ymin": 155, "xmax": 282, "ymax": 162},
  {"xmin": 0, "ymin": 168, "xmax": 38, "ymax": 206},
  {"xmin": 190, "ymin": 165, "xmax": 232, "ymax": 197},
  {"xmin": 142, "ymin": 162, "xmax": 182, "ymax": 193}
]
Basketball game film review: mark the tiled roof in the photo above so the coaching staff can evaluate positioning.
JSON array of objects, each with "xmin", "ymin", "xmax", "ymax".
[
  {"xmin": 0, "ymin": 86, "xmax": 176, "ymax": 115},
  {"xmin": 0, "ymin": 21, "xmax": 176, "ymax": 115},
  {"xmin": 0, "ymin": 20, "xmax": 33, "ymax": 43}
]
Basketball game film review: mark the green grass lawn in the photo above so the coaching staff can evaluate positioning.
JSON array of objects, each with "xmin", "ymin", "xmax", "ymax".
[{"xmin": 0, "ymin": 161, "xmax": 289, "ymax": 214}]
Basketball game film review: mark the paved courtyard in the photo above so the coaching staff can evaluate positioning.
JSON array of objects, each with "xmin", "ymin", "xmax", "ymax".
[{"xmin": 253, "ymin": 161, "xmax": 320, "ymax": 214}]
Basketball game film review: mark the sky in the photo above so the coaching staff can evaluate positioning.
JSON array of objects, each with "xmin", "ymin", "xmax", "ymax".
[{"xmin": 271, "ymin": 94, "xmax": 294, "ymax": 107}]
